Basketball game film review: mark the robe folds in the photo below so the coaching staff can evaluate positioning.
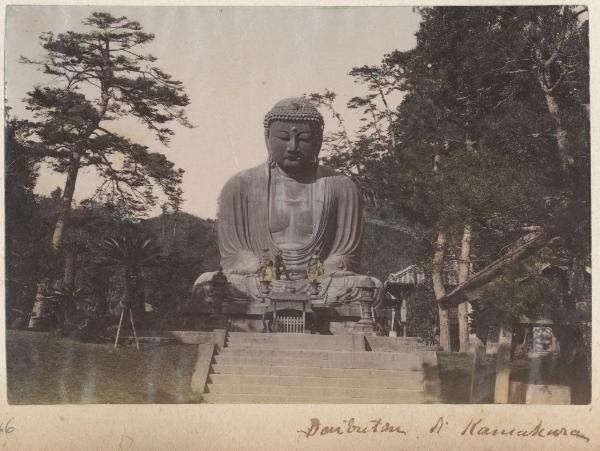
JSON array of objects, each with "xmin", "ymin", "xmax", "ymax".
[
  {"xmin": 218, "ymin": 162, "xmax": 363, "ymax": 276},
  {"xmin": 193, "ymin": 162, "xmax": 383, "ymax": 307}
]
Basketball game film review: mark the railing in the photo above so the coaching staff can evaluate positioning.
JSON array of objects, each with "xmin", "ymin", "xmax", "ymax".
[{"xmin": 275, "ymin": 315, "xmax": 305, "ymax": 333}]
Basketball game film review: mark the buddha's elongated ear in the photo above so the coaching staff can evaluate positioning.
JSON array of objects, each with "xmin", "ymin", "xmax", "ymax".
[{"xmin": 265, "ymin": 134, "xmax": 274, "ymax": 164}]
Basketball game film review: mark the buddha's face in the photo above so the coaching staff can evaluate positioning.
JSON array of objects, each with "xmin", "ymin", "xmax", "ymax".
[{"xmin": 267, "ymin": 121, "xmax": 321, "ymax": 177}]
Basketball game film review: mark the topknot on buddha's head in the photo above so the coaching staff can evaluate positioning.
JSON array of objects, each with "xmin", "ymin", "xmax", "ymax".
[{"xmin": 263, "ymin": 97, "xmax": 324, "ymax": 138}]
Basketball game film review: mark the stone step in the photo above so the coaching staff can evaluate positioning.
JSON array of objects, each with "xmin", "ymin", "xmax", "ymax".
[
  {"xmin": 214, "ymin": 354, "xmax": 423, "ymax": 370},
  {"xmin": 219, "ymin": 348, "xmax": 428, "ymax": 363},
  {"xmin": 227, "ymin": 332, "xmax": 421, "ymax": 343},
  {"xmin": 201, "ymin": 393, "xmax": 428, "ymax": 404},
  {"xmin": 225, "ymin": 344, "xmax": 434, "ymax": 354},
  {"xmin": 226, "ymin": 333, "xmax": 360, "ymax": 351},
  {"xmin": 225, "ymin": 342, "xmax": 359, "ymax": 352},
  {"xmin": 205, "ymin": 383, "xmax": 425, "ymax": 400},
  {"xmin": 227, "ymin": 338, "xmax": 429, "ymax": 347},
  {"xmin": 228, "ymin": 332, "xmax": 349, "ymax": 340},
  {"xmin": 212, "ymin": 363, "xmax": 422, "ymax": 379},
  {"xmin": 208, "ymin": 373, "xmax": 424, "ymax": 390}
]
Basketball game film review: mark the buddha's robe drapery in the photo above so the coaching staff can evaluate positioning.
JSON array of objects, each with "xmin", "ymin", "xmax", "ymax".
[
  {"xmin": 218, "ymin": 162, "xmax": 362, "ymax": 275},
  {"xmin": 193, "ymin": 162, "xmax": 383, "ymax": 306}
]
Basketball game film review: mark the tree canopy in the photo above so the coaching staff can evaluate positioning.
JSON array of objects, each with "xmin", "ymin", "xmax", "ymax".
[
  {"xmin": 22, "ymin": 12, "xmax": 192, "ymax": 222},
  {"xmin": 311, "ymin": 6, "xmax": 589, "ymax": 348},
  {"xmin": 314, "ymin": 6, "xmax": 589, "ymax": 261}
]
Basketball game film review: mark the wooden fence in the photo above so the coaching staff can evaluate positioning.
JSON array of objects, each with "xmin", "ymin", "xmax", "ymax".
[{"xmin": 275, "ymin": 315, "xmax": 305, "ymax": 333}]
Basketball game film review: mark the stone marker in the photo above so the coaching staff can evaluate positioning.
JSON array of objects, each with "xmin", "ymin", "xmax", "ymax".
[{"xmin": 494, "ymin": 322, "xmax": 514, "ymax": 403}]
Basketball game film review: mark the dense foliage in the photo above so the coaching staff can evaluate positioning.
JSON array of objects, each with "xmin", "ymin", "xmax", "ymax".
[
  {"xmin": 405, "ymin": 282, "xmax": 439, "ymax": 345},
  {"xmin": 313, "ymin": 6, "xmax": 589, "ymax": 328}
]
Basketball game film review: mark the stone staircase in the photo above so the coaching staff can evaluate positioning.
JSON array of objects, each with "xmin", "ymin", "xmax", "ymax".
[{"xmin": 200, "ymin": 332, "xmax": 440, "ymax": 403}]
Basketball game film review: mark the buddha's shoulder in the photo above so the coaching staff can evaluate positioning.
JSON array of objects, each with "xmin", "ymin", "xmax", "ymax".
[
  {"xmin": 317, "ymin": 166, "xmax": 359, "ymax": 191},
  {"xmin": 222, "ymin": 164, "xmax": 268, "ymax": 190}
]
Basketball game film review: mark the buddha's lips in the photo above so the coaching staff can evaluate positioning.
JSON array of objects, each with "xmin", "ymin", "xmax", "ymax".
[{"xmin": 285, "ymin": 154, "xmax": 304, "ymax": 161}]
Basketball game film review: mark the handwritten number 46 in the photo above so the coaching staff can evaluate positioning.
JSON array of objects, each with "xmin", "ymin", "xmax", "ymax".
[{"xmin": 0, "ymin": 418, "xmax": 15, "ymax": 434}]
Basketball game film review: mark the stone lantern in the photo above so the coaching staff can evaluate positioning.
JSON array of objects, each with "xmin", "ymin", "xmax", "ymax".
[
  {"xmin": 353, "ymin": 276, "xmax": 378, "ymax": 335},
  {"xmin": 206, "ymin": 268, "xmax": 229, "ymax": 327},
  {"xmin": 308, "ymin": 278, "xmax": 321, "ymax": 297},
  {"xmin": 259, "ymin": 278, "xmax": 272, "ymax": 295}
]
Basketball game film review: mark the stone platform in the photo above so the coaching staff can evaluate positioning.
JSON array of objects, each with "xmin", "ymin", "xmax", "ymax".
[{"xmin": 178, "ymin": 294, "xmax": 375, "ymax": 335}]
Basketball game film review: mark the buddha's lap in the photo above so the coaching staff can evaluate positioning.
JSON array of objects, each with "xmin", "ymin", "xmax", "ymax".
[{"xmin": 193, "ymin": 270, "xmax": 382, "ymax": 304}]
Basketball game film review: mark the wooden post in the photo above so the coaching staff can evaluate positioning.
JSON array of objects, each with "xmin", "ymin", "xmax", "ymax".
[
  {"xmin": 114, "ymin": 309, "xmax": 125, "ymax": 349},
  {"xmin": 128, "ymin": 309, "xmax": 140, "ymax": 350},
  {"xmin": 302, "ymin": 310, "xmax": 306, "ymax": 334},
  {"xmin": 494, "ymin": 321, "xmax": 514, "ymax": 403}
]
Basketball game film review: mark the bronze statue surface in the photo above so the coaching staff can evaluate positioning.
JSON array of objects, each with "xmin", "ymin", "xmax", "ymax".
[{"xmin": 194, "ymin": 97, "xmax": 383, "ymax": 307}]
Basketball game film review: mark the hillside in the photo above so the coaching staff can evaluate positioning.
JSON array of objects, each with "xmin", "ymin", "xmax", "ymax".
[
  {"xmin": 140, "ymin": 212, "xmax": 220, "ymax": 307},
  {"xmin": 362, "ymin": 217, "xmax": 426, "ymax": 282}
]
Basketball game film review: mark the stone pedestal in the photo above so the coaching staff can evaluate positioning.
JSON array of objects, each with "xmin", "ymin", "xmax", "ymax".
[
  {"xmin": 352, "ymin": 320, "xmax": 378, "ymax": 336},
  {"xmin": 179, "ymin": 287, "xmax": 382, "ymax": 335}
]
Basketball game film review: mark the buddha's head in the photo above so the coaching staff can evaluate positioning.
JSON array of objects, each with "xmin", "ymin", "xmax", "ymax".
[{"xmin": 264, "ymin": 97, "xmax": 324, "ymax": 179}]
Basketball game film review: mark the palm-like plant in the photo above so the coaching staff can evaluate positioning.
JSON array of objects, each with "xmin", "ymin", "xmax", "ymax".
[{"xmin": 98, "ymin": 235, "xmax": 163, "ymax": 314}]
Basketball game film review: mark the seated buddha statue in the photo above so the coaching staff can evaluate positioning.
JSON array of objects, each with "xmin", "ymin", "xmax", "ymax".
[{"xmin": 193, "ymin": 97, "xmax": 383, "ymax": 308}]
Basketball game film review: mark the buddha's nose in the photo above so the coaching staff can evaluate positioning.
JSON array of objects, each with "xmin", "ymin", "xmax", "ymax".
[{"xmin": 287, "ymin": 136, "xmax": 300, "ymax": 152}]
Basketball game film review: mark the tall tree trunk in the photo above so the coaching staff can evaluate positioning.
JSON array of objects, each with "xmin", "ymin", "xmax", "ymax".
[
  {"xmin": 457, "ymin": 225, "xmax": 472, "ymax": 352},
  {"xmin": 568, "ymin": 256, "xmax": 586, "ymax": 303},
  {"xmin": 63, "ymin": 249, "xmax": 77, "ymax": 291},
  {"xmin": 535, "ymin": 48, "xmax": 574, "ymax": 175},
  {"xmin": 29, "ymin": 152, "xmax": 81, "ymax": 329},
  {"xmin": 432, "ymin": 230, "xmax": 450, "ymax": 351},
  {"xmin": 52, "ymin": 152, "xmax": 82, "ymax": 250},
  {"xmin": 541, "ymin": 83, "xmax": 572, "ymax": 173}
]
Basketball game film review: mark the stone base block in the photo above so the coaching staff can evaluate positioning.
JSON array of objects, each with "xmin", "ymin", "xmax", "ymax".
[{"xmin": 508, "ymin": 382, "xmax": 571, "ymax": 404}]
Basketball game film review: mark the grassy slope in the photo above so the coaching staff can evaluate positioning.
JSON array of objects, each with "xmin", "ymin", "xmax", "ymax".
[{"xmin": 6, "ymin": 331, "xmax": 200, "ymax": 404}]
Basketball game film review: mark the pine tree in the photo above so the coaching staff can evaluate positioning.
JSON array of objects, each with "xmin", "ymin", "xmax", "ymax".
[
  {"xmin": 21, "ymin": 12, "xmax": 192, "ymax": 249},
  {"xmin": 22, "ymin": 12, "xmax": 192, "ymax": 328}
]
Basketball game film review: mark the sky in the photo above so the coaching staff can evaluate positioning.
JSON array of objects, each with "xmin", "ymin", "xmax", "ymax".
[{"xmin": 5, "ymin": 6, "xmax": 421, "ymax": 219}]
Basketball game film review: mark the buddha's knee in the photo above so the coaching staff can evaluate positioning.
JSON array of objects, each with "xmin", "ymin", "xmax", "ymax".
[{"xmin": 192, "ymin": 271, "xmax": 217, "ymax": 302}]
